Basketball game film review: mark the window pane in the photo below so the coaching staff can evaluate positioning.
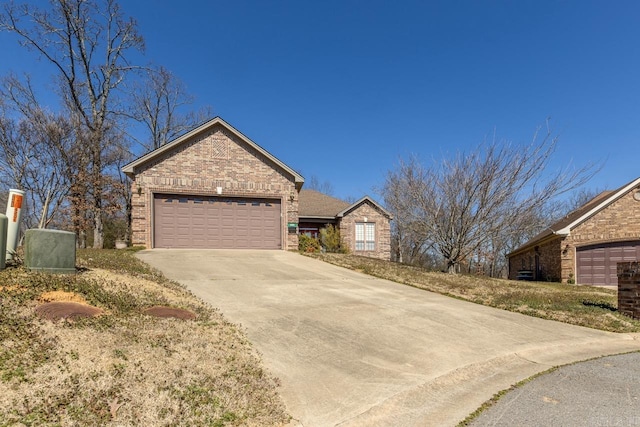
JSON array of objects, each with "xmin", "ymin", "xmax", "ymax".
[
  {"xmin": 360, "ymin": 223, "xmax": 374, "ymax": 251},
  {"xmin": 366, "ymin": 223, "xmax": 375, "ymax": 241}
]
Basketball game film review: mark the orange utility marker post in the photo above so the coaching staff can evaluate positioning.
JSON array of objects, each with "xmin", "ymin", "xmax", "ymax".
[{"xmin": 6, "ymin": 189, "xmax": 25, "ymax": 261}]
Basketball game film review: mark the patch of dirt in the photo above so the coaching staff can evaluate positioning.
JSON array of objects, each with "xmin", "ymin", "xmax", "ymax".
[{"xmin": 38, "ymin": 290, "xmax": 87, "ymax": 304}]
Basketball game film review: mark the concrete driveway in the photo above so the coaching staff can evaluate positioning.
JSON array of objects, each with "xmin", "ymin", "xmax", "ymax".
[{"xmin": 136, "ymin": 250, "xmax": 640, "ymax": 426}]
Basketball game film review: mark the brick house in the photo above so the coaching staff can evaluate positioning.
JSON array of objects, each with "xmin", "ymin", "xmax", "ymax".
[
  {"xmin": 298, "ymin": 189, "xmax": 392, "ymax": 260},
  {"xmin": 121, "ymin": 117, "xmax": 392, "ymax": 259},
  {"xmin": 122, "ymin": 117, "xmax": 304, "ymax": 250},
  {"xmin": 507, "ymin": 177, "xmax": 640, "ymax": 286}
]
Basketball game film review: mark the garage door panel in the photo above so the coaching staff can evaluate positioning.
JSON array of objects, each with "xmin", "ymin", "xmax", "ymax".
[
  {"xmin": 262, "ymin": 218, "xmax": 277, "ymax": 228},
  {"xmin": 154, "ymin": 194, "xmax": 281, "ymax": 249},
  {"xmin": 221, "ymin": 237, "xmax": 236, "ymax": 247},
  {"xmin": 175, "ymin": 231, "xmax": 189, "ymax": 241},
  {"xmin": 577, "ymin": 241, "xmax": 640, "ymax": 286}
]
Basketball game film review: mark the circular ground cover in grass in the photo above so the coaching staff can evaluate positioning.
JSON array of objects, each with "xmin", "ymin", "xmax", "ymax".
[{"xmin": 35, "ymin": 301, "xmax": 103, "ymax": 321}]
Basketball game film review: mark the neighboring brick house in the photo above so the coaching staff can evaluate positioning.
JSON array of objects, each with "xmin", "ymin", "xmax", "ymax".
[
  {"xmin": 298, "ymin": 189, "xmax": 392, "ymax": 260},
  {"xmin": 507, "ymin": 177, "xmax": 640, "ymax": 286},
  {"xmin": 122, "ymin": 117, "xmax": 304, "ymax": 250}
]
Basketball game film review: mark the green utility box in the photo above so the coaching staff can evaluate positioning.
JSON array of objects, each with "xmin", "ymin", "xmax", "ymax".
[{"xmin": 25, "ymin": 229, "xmax": 76, "ymax": 274}]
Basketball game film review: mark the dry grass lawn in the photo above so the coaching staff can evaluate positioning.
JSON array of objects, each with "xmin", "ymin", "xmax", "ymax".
[
  {"xmin": 310, "ymin": 253, "xmax": 640, "ymax": 333},
  {"xmin": 0, "ymin": 248, "xmax": 289, "ymax": 426}
]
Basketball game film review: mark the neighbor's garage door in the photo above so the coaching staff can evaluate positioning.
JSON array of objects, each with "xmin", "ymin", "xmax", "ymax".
[
  {"xmin": 576, "ymin": 241, "xmax": 640, "ymax": 286},
  {"xmin": 154, "ymin": 194, "xmax": 281, "ymax": 249}
]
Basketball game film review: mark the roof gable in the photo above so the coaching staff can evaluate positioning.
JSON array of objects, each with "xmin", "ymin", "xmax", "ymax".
[
  {"xmin": 337, "ymin": 196, "xmax": 393, "ymax": 220},
  {"xmin": 122, "ymin": 117, "xmax": 304, "ymax": 186},
  {"xmin": 509, "ymin": 176, "xmax": 640, "ymax": 254}
]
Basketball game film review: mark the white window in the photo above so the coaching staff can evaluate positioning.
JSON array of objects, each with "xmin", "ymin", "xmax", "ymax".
[{"xmin": 355, "ymin": 222, "xmax": 375, "ymax": 251}]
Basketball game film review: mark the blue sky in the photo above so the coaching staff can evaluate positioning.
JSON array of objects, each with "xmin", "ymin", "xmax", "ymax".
[{"xmin": 2, "ymin": 1, "xmax": 640, "ymax": 202}]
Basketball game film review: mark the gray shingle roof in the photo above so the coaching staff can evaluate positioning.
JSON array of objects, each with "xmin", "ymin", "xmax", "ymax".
[{"xmin": 298, "ymin": 190, "xmax": 350, "ymax": 218}]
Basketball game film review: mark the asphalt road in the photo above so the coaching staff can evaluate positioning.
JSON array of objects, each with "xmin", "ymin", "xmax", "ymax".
[
  {"xmin": 470, "ymin": 351, "xmax": 640, "ymax": 427},
  {"xmin": 137, "ymin": 249, "xmax": 640, "ymax": 426}
]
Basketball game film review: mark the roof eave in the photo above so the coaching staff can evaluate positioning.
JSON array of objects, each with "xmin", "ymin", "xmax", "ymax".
[
  {"xmin": 299, "ymin": 215, "xmax": 338, "ymax": 221},
  {"xmin": 121, "ymin": 117, "xmax": 222, "ymax": 175},
  {"xmin": 507, "ymin": 231, "xmax": 566, "ymax": 257}
]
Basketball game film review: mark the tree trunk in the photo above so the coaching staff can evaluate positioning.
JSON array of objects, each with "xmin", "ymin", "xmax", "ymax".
[
  {"xmin": 91, "ymin": 130, "xmax": 104, "ymax": 249},
  {"xmin": 93, "ymin": 212, "xmax": 103, "ymax": 248},
  {"xmin": 446, "ymin": 260, "xmax": 457, "ymax": 274},
  {"xmin": 92, "ymin": 171, "xmax": 104, "ymax": 249}
]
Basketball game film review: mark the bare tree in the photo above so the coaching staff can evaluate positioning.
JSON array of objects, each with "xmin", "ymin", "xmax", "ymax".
[
  {"xmin": 382, "ymin": 125, "xmax": 598, "ymax": 274},
  {"xmin": 128, "ymin": 66, "xmax": 212, "ymax": 151},
  {"xmin": 561, "ymin": 187, "xmax": 605, "ymax": 217},
  {"xmin": 1, "ymin": 0, "xmax": 144, "ymax": 248},
  {"xmin": 0, "ymin": 77, "xmax": 74, "ymax": 229},
  {"xmin": 307, "ymin": 176, "xmax": 335, "ymax": 196},
  {"xmin": 383, "ymin": 158, "xmax": 434, "ymax": 265}
]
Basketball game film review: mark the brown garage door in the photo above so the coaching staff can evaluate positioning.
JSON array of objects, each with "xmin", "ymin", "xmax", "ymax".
[
  {"xmin": 576, "ymin": 241, "xmax": 640, "ymax": 286},
  {"xmin": 154, "ymin": 194, "xmax": 281, "ymax": 249}
]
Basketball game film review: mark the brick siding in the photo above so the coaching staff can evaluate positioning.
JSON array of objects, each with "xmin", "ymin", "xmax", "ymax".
[
  {"xmin": 569, "ymin": 191, "xmax": 640, "ymax": 244},
  {"xmin": 339, "ymin": 201, "xmax": 391, "ymax": 260},
  {"xmin": 130, "ymin": 123, "xmax": 299, "ymax": 249},
  {"xmin": 617, "ymin": 262, "xmax": 640, "ymax": 319},
  {"xmin": 508, "ymin": 237, "xmax": 563, "ymax": 282}
]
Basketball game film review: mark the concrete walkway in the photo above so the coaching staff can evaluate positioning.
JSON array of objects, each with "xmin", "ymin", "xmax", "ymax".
[{"xmin": 137, "ymin": 250, "xmax": 640, "ymax": 426}]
